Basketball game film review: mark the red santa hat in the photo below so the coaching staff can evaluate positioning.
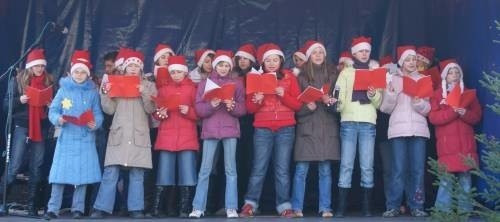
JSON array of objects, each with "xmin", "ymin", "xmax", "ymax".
[
  {"xmin": 302, "ymin": 40, "xmax": 327, "ymax": 60},
  {"xmin": 379, "ymin": 55, "xmax": 393, "ymax": 67},
  {"xmin": 256, "ymin": 43, "xmax": 285, "ymax": 64},
  {"xmin": 397, "ymin": 45, "xmax": 417, "ymax": 66},
  {"xmin": 212, "ymin": 50, "xmax": 234, "ymax": 69},
  {"xmin": 416, "ymin": 46, "xmax": 435, "ymax": 65},
  {"xmin": 338, "ymin": 51, "xmax": 353, "ymax": 65},
  {"xmin": 235, "ymin": 43, "xmax": 256, "ymax": 63},
  {"xmin": 154, "ymin": 44, "xmax": 175, "ymax": 62},
  {"xmin": 439, "ymin": 59, "xmax": 464, "ymax": 98},
  {"xmin": 25, "ymin": 48, "xmax": 47, "ymax": 69},
  {"xmin": 122, "ymin": 50, "xmax": 145, "ymax": 71},
  {"xmin": 195, "ymin": 48, "xmax": 216, "ymax": 68},
  {"xmin": 351, "ymin": 36, "xmax": 372, "ymax": 54},
  {"xmin": 114, "ymin": 47, "xmax": 134, "ymax": 71},
  {"xmin": 167, "ymin": 55, "xmax": 188, "ymax": 73},
  {"xmin": 70, "ymin": 50, "xmax": 92, "ymax": 76}
]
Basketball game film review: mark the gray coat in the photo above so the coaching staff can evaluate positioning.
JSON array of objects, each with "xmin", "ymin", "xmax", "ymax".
[
  {"xmin": 294, "ymin": 65, "xmax": 340, "ymax": 161},
  {"xmin": 100, "ymin": 79, "xmax": 157, "ymax": 169}
]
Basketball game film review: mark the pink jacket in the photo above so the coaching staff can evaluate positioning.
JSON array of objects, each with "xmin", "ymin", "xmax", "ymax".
[{"xmin": 380, "ymin": 71, "xmax": 431, "ymax": 139}]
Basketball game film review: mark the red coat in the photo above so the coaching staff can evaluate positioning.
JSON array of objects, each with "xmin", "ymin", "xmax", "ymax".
[
  {"xmin": 154, "ymin": 78, "xmax": 199, "ymax": 152},
  {"xmin": 246, "ymin": 70, "xmax": 302, "ymax": 131},
  {"xmin": 428, "ymin": 88, "xmax": 482, "ymax": 172}
]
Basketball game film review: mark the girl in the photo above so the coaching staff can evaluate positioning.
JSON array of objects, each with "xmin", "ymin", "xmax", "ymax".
[
  {"xmin": 151, "ymin": 43, "xmax": 175, "ymax": 89},
  {"xmin": 44, "ymin": 50, "xmax": 103, "ymax": 219},
  {"xmin": 189, "ymin": 50, "xmax": 246, "ymax": 218},
  {"xmin": 1, "ymin": 48, "xmax": 53, "ymax": 216},
  {"xmin": 239, "ymin": 43, "xmax": 302, "ymax": 218},
  {"xmin": 189, "ymin": 48, "xmax": 215, "ymax": 84},
  {"xmin": 380, "ymin": 46, "xmax": 431, "ymax": 217},
  {"xmin": 429, "ymin": 60, "xmax": 481, "ymax": 213},
  {"xmin": 91, "ymin": 49, "xmax": 157, "ymax": 219},
  {"xmin": 292, "ymin": 49, "xmax": 306, "ymax": 76},
  {"xmin": 291, "ymin": 41, "xmax": 339, "ymax": 218},
  {"xmin": 234, "ymin": 43, "xmax": 259, "ymax": 76},
  {"xmin": 151, "ymin": 56, "xmax": 199, "ymax": 218}
]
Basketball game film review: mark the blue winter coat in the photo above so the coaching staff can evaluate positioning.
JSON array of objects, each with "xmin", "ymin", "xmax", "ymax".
[{"xmin": 48, "ymin": 77, "xmax": 103, "ymax": 185}]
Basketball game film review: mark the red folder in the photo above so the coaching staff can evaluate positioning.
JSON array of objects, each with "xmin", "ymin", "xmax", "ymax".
[
  {"xmin": 203, "ymin": 83, "xmax": 236, "ymax": 101},
  {"xmin": 151, "ymin": 94, "xmax": 182, "ymax": 110},
  {"xmin": 353, "ymin": 68, "xmax": 387, "ymax": 90},
  {"xmin": 422, "ymin": 66, "xmax": 441, "ymax": 90},
  {"xmin": 246, "ymin": 73, "xmax": 278, "ymax": 94},
  {"xmin": 402, "ymin": 76, "xmax": 434, "ymax": 98},
  {"xmin": 25, "ymin": 85, "xmax": 53, "ymax": 106},
  {"xmin": 447, "ymin": 86, "xmax": 477, "ymax": 108},
  {"xmin": 297, "ymin": 86, "xmax": 325, "ymax": 103},
  {"xmin": 107, "ymin": 75, "xmax": 141, "ymax": 98},
  {"xmin": 63, "ymin": 110, "xmax": 94, "ymax": 126}
]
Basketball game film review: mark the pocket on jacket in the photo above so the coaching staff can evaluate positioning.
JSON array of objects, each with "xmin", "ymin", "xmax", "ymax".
[
  {"xmin": 108, "ymin": 125, "xmax": 123, "ymax": 146},
  {"xmin": 134, "ymin": 127, "xmax": 150, "ymax": 148}
]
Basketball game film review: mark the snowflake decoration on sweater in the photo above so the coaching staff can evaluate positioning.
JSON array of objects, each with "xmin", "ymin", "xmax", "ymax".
[{"xmin": 62, "ymin": 98, "xmax": 72, "ymax": 110}]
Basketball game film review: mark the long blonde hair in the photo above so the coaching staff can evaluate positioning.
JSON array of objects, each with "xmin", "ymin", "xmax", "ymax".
[{"xmin": 16, "ymin": 68, "xmax": 53, "ymax": 93}]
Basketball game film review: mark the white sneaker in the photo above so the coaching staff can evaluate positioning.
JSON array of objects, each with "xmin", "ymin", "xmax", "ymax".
[
  {"xmin": 189, "ymin": 209, "xmax": 204, "ymax": 218},
  {"xmin": 226, "ymin": 209, "xmax": 239, "ymax": 218}
]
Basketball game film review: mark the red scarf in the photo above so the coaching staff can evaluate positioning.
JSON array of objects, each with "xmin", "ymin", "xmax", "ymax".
[{"xmin": 28, "ymin": 73, "xmax": 47, "ymax": 142}]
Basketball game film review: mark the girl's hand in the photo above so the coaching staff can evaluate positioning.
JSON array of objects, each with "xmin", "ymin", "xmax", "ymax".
[
  {"xmin": 210, "ymin": 98, "xmax": 221, "ymax": 108},
  {"xmin": 252, "ymin": 92, "xmax": 264, "ymax": 104},
  {"xmin": 156, "ymin": 107, "xmax": 168, "ymax": 119},
  {"xmin": 306, "ymin": 102, "xmax": 317, "ymax": 111},
  {"xmin": 275, "ymin": 87, "xmax": 285, "ymax": 97},
  {"xmin": 179, "ymin": 105, "xmax": 189, "ymax": 115},
  {"xmin": 87, "ymin": 121, "xmax": 96, "ymax": 129},
  {"xmin": 321, "ymin": 94, "xmax": 331, "ymax": 105},
  {"xmin": 367, "ymin": 86, "xmax": 376, "ymax": 97},
  {"xmin": 101, "ymin": 83, "xmax": 111, "ymax": 94},
  {"xmin": 439, "ymin": 99, "xmax": 447, "ymax": 105},
  {"xmin": 454, "ymin": 108, "xmax": 467, "ymax": 116},
  {"xmin": 224, "ymin": 99, "xmax": 236, "ymax": 111},
  {"xmin": 58, "ymin": 117, "xmax": 66, "ymax": 125},
  {"xmin": 20, "ymin": 95, "xmax": 30, "ymax": 104}
]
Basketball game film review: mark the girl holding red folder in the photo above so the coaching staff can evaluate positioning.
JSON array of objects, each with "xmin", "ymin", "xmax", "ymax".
[
  {"xmin": 429, "ymin": 60, "xmax": 481, "ymax": 213},
  {"xmin": 291, "ymin": 40, "xmax": 339, "ymax": 218},
  {"xmin": 189, "ymin": 50, "xmax": 246, "ymax": 218},
  {"xmin": 1, "ymin": 48, "xmax": 54, "ymax": 216},
  {"xmin": 379, "ymin": 46, "xmax": 431, "ymax": 217},
  {"xmin": 240, "ymin": 43, "xmax": 302, "ymax": 218},
  {"xmin": 45, "ymin": 50, "xmax": 103, "ymax": 219},
  {"xmin": 92, "ymin": 49, "xmax": 157, "ymax": 219}
]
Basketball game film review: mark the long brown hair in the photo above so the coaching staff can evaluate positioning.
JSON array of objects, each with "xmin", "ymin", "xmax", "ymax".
[{"xmin": 16, "ymin": 68, "xmax": 54, "ymax": 93}]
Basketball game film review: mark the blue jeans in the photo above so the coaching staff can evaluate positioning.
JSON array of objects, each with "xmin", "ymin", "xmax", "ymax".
[
  {"xmin": 93, "ymin": 166, "xmax": 145, "ymax": 213},
  {"xmin": 385, "ymin": 136, "xmax": 427, "ymax": 210},
  {"xmin": 435, "ymin": 172, "xmax": 472, "ymax": 212},
  {"xmin": 291, "ymin": 161, "xmax": 332, "ymax": 213},
  {"xmin": 47, "ymin": 184, "xmax": 87, "ymax": 214},
  {"xmin": 3, "ymin": 126, "xmax": 45, "ymax": 185},
  {"xmin": 156, "ymin": 150, "xmax": 197, "ymax": 186},
  {"xmin": 244, "ymin": 126, "xmax": 294, "ymax": 214},
  {"xmin": 192, "ymin": 138, "xmax": 238, "ymax": 211},
  {"xmin": 338, "ymin": 122, "xmax": 376, "ymax": 188}
]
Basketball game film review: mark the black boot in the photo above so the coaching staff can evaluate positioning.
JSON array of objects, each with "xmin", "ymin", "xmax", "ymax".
[
  {"xmin": 335, "ymin": 188, "xmax": 349, "ymax": 218},
  {"xmin": 151, "ymin": 186, "xmax": 165, "ymax": 217},
  {"xmin": 362, "ymin": 188, "xmax": 373, "ymax": 217},
  {"xmin": 179, "ymin": 186, "xmax": 195, "ymax": 218},
  {"xmin": 165, "ymin": 186, "xmax": 178, "ymax": 217},
  {"xmin": 0, "ymin": 182, "xmax": 11, "ymax": 216},
  {"xmin": 27, "ymin": 181, "xmax": 39, "ymax": 216}
]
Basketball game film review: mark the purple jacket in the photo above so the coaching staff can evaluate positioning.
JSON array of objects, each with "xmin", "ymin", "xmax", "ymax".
[{"xmin": 195, "ymin": 72, "xmax": 246, "ymax": 139}]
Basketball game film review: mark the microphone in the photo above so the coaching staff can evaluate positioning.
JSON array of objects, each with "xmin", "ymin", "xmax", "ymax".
[{"xmin": 49, "ymin": 22, "xmax": 69, "ymax": 34}]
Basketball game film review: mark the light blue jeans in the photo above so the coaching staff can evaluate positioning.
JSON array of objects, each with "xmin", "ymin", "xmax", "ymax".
[
  {"xmin": 192, "ymin": 138, "xmax": 238, "ymax": 211},
  {"xmin": 156, "ymin": 150, "xmax": 197, "ymax": 186},
  {"xmin": 47, "ymin": 184, "xmax": 87, "ymax": 214},
  {"xmin": 435, "ymin": 172, "xmax": 472, "ymax": 212},
  {"xmin": 291, "ymin": 161, "xmax": 332, "ymax": 213}
]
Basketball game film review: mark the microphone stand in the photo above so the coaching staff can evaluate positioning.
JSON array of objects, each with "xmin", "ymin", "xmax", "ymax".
[{"xmin": 0, "ymin": 22, "xmax": 54, "ymax": 218}]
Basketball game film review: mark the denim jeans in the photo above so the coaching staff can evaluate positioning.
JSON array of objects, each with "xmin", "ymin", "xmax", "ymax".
[
  {"xmin": 435, "ymin": 172, "xmax": 472, "ymax": 212},
  {"xmin": 244, "ymin": 126, "xmax": 295, "ymax": 214},
  {"xmin": 93, "ymin": 165, "xmax": 145, "ymax": 213},
  {"xmin": 47, "ymin": 184, "xmax": 87, "ymax": 214},
  {"xmin": 385, "ymin": 136, "xmax": 427, "ymax": 210},
  {"xmin": 338, "ymin": 122, "xmax": 376, "ymax": 188},
  {"xmin": 192, "ymin": 138, "xmax": 238, "ymax": 211},
  {"xmin": 291, "ymin": 161, "xmax": 332, "ymax": 213},
  {"xmin": 156, "ymin": 150, "xmax": 197, "ymax": 186},
  {"xmin": 3, "ymin": 126, "xmax": 45, "ymax": 185}
]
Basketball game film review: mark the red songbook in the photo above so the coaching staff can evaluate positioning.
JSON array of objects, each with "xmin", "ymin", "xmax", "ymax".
[
  {"xmin": 151, "ymin": 94, "xmax": 182, "ymax": 110},
  {"xmin": 297, "ymin": 86, "xmax": 325, "ymax": 103},
  {"xmin": 322, "ymin": 84, "xmax": 331, "ymax": 94},
  {"xmin": 353, "ymin": 68, "xmax": 387, "ymax": 90},
  {"xmin": 25, "ymin": 85, "xmax": 53, "ymax": 106},
  {"xmin": 63, "ymin": 110, "xmax": 94, "ymax": 126},
  {"xmin": 155, "ymin": 67, "xmax": 170, "ymax": 88},
  {"xmin": 446, "ymin": 86, "xmax": 477, "ymax": 108},
  {"xmin": 422, "ymin": 66, "xmax": 441, "ymax": 90},
  {"xmin": 246, "ymin": 73, "xmax": 278, "ymax": 94},
  {"xmin": 402, "ymin": 76, "xmax": 434, "ymax": 98},
  {"xmin": 107, "ymin": 75, "xmax": 141, "ymax": 98},
  {"xmin": 203, "ymin": 79, "xmax": 236, "ymax": 101}
]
